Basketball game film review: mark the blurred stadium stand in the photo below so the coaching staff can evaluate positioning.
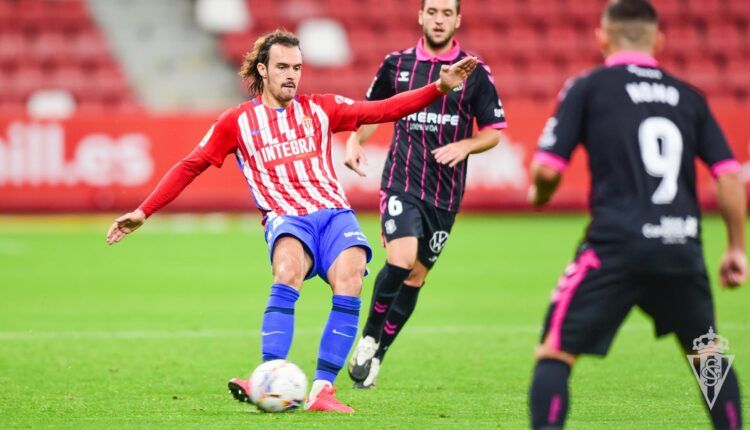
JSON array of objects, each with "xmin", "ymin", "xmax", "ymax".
[
  {"xmin": 0, "ymin": 0, "xmax": 748, "ymax": 117},
  {"xmin": 0, "ymin": 0, "xmax": 138, "ymax": 115}
]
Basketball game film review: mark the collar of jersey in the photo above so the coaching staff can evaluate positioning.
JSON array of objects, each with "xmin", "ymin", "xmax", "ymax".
[
  {"xmin": 252, "ymin": 95, "xmax": 298, "ymax": 113},
  {"xmin": 605, "ymin": 51, "xmax": 659, "ymax": 68},
  {"xmin": 415, "ymin": 37, "xmax": 461, "ymax": 62}
]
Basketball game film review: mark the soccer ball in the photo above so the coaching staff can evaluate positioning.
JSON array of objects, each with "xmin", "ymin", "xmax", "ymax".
[{"xmin": 249, "ymin": 359, "xmax": 308, "ymax": 412}]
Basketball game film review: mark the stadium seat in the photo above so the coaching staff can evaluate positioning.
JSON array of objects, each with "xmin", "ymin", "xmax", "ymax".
[
  {"xmin": 195, "ymin": 0, "xmax": 251, "ymax": 33},
  {"xmin": 0, "ymin": 0, "xmax": 139, "ymax": 112},
  {"xmin": 504, "ymin": 24, "xmax": 544, "ymax": 60},
  {"xmin": 297, "ymin": 18, "xmax": 351, "ymax": 67},
  {"xmin": 652, "ymin": 0, "xmax": 688, "ymax": 22},
  {"xmin": 725, "ymin": 58, "xmax": 750, "ymax": 99},
  {"xmin": 705, "ymin": 21, "xmax": 744, "ymax": 54},
  {"xmin": 662, "ymin": 24, "xmax": 705, "ymax": 57},
  {"xmin": 26, "ymin": 88, "xmax": 77, "ymax": 119},
  {"xmin": 543, "ymin": 24, "xmax": 585, "ymax": 60},
  {"xmin": 684, "ymin": 60, "xmax": 724, "ymax": 95}
]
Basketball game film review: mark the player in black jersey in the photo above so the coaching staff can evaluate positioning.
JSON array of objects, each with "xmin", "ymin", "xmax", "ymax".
[
  {"xmin": 528, "ymin": 1, "xmax": 747, "ymax": 429},
  {"xmin": 344, "ymin": 0, "xmax": 506, "ymax": 388}
]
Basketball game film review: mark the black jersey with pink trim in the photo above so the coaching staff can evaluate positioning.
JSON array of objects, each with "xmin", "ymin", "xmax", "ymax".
[
  {"xmin": 366, "ymin": 38, "xmax": 506, "ymax": 212},
  {"xmin": 534, "ymin": 51, "xmax": 740, "ymax": 273}
]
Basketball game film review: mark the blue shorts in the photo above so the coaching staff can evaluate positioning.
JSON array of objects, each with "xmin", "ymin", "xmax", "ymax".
[{"xmin": 264, "ymin": 208, "xmax": 372, "ymax": 284}]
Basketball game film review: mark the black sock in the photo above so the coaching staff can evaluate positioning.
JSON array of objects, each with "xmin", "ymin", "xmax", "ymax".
[
  {"xmin": 362, "ymin": 263, "xmax": 411, "ymax": 340},
  {"xmin": 530, "ymin": 359, "xmax": 571, "ymax": 430},
  {"xmin": 708, "ymin": 367, "xmax": 742, "ymax": 430},
  {"xmin": 375, "ymin": 284, "xmax": 421, "ymax": 361}
]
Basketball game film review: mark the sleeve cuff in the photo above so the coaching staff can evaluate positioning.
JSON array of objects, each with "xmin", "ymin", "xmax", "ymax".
[
  {"xmin": 711, "ymin": 159, "xmax": 741, "ymax": 178},
  {"xmin": 533, "ymin": 151, "xmax": 569, "ymax": 173},
  {"xmin": 479, "ymin": 121, "xmax": 508, "ymax": 131}
]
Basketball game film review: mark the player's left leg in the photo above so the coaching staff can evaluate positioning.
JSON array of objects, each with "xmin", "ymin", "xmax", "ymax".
[
  {"xmin": 369, "ymin": 200, "xmax": 455, "ymax": 367},
  {"xmin": 305, "ymin": 209, "xmax": 371, "ymax": 412},
  {"xmin": 640, "ymin": 272, "xmax": 742, "ymax": 430},
  {"xmin": 681, "ymin": 341, "xmax": 743, "ymax": 430},
  {"xmin": 373, "ymin": 261, "xmax": 429, "ymax": 362}
]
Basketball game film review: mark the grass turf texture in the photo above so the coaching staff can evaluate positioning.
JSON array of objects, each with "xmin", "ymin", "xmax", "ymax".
[{"xmin": 0, "ymin": 213, "xmax": 747, "ymax": 429}]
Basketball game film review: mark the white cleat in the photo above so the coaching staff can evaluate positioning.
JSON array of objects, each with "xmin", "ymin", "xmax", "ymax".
[
  {"xmin": 347, "ymin": 336, "xmax": 379, "ymax": 383},
  {"xmin": 353, "ymin": 357, "xmax": 380, "ymax": 389}
]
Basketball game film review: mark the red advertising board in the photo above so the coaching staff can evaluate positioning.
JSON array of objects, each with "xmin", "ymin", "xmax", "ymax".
[{"xmin": 1, "ymin": 102, "xmax": 748, "ymax": 213}]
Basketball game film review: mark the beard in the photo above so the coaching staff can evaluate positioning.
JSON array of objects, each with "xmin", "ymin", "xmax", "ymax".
[{"xmin": 423, "ymin": 28, "xmax": 456, "ymax": 51}]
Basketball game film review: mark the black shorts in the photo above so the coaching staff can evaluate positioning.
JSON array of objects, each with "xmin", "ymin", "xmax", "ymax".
[
  {"xmin": 379, "ymin": 189, "xmax": 457, "ymax": 269},
  {"xmin": 540, "ymin": 243, "xmax": 715, "ymax": 356}
]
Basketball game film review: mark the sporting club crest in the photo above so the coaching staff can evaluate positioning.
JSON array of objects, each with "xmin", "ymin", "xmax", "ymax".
[{"xmin": 686, "ymin": 327, "xmax": 735, "ymax": 409}]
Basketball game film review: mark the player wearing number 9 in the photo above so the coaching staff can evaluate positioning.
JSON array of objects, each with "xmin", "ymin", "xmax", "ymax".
[{"xmin": 527, "ymin": 1, "xmax": 746, "ymax": 429}]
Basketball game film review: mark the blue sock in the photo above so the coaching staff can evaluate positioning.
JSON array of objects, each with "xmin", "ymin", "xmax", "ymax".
[
  {"xmin": 315, "ymin": 295, "xmax": 361, "ymax": 383},
  {"xmin": 261, "ymin": 283, "xmax": 299, "ymax": 361}
]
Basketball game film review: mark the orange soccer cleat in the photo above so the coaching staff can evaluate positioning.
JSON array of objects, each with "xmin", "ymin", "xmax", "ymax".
[{"xmin": 304, "ymin": 382, "xmax": 354, "ymax": 413}]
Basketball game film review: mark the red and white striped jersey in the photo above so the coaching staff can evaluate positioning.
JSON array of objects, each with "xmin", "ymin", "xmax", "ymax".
[
  {"xmin": 195, "ymin": 94, "xmax": 368, "ymax": 217},
  {"xmin": 135, "ymin": 84, "xmax": 444, "ymax": 219}
]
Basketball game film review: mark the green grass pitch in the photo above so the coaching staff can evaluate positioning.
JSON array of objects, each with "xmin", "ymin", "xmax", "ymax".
[{"xmin": 0, "ymin": 213, "xmax": 748, "ymax": 429}]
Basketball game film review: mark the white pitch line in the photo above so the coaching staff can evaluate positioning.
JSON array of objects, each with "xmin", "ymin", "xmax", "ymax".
[
  {"xmin": 0, "ymin": 322, "xmax": 747, "ymax": 341},
  {"xmin": 0, "ymin": 325, "xmax": 536, "ymax": 341}
]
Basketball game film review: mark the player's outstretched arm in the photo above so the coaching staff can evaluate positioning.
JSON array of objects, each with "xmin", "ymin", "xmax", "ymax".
[
  {"xmin": 107, "ymin": 210, "xmax": 146, "ymax": 244},
  {"xmin": 351, "ymin": 57, "xmax": 477, "ymax": 126},
  {"xmin": 105, "ymin": 148, "xmax": 212, "ymax": 245},
  {"xmin": 716, "ymin": 171, "xmax": 747, "ymax": 288},
  {"xmin": 344, "ymin": 124, "xmax": 378, "ymax": 177}
]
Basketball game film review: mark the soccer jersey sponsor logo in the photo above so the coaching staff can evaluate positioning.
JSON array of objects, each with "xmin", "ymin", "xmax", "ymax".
[
  {"xmin": 429, "ymin": 230, "xmax": 449, "ymax": 253},
  {"xmin": 259, "ymin": 136, "xmax": 318, "ymax": 168},
  {"xmin": 641, "ymin": 215, "xmax": 698, "ymax": 244},
  {"xmin": 398, "ymin": 71, "xmax": 411, "ymax": 82},
  {"xmin": 405, "ymin": 112, "xmax": 459, "ymax": 126},
  {"xmin": 626, "ymin": 82, "xmax": 680, "ymax": 106}
]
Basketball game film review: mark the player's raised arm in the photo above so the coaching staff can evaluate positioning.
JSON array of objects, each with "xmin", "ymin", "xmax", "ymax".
[
  {"xmin": 344, "ymin": 57, "xmax": 479, "ymax": 175},
  {"xmin": 330, "ymin": 57, "xmax": 477, "ymax": 132}
]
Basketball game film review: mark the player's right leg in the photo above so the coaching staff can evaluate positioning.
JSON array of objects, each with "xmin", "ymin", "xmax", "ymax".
[
  {"xmin": 228, "ymin": 216, "xmax": 315, "ymax": 404},
  {"xmin": 529, "ymin": 245, "xmax": 635, "ymax": 430},
  {"xmin": 349, "ymin": 191, "xmax": 421, "ymax": 385}
]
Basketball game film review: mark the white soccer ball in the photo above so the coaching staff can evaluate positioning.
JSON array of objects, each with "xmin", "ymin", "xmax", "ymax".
[{"xmin": 249, "ymin": 359, "xmax": 308, "ymax": 412}]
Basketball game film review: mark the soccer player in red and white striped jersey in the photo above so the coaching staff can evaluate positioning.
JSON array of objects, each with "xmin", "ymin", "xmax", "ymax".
[{"xmin": 106, "ymin": 29, "xmax": 477, "ymax": 412}]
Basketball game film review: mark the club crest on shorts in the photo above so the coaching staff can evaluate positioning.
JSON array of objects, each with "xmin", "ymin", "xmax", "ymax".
[
  {"xmin": 686, "ymin": 327, "xmax": 734, "ymax": 409},
  {"xmin": 429, "ymin": 231, "xmax": 449, "ymax": 254},
  {"xmin": 384, "ymin": 219, "xmax": 397, "ymax": 235}
]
